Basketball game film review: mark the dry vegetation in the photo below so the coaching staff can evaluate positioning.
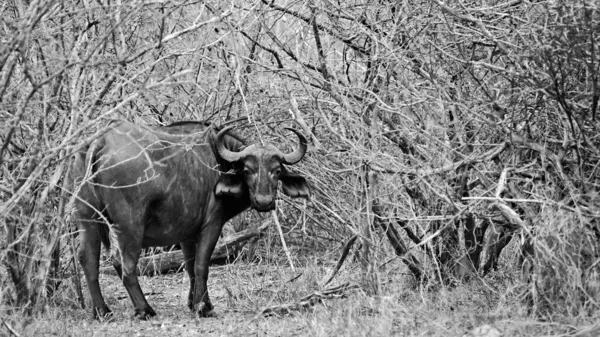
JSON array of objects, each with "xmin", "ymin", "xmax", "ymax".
[{"xmin": 1, "ymin": 0, "xmax": 599, "ymax": 336}]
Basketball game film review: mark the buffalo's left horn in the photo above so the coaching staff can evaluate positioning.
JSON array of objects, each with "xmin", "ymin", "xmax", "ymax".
[
  {"xmin": 280, "ymin": 128, "xmax": 308, "ymax": 165},
  {"xmin": 216, "ymin": 126, "xmax": 245, "ymax": 162}
]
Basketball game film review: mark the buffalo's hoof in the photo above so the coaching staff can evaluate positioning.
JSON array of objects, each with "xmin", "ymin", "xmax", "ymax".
[
  {"xmin": 197, "ymin": 301, "xmax": 215, "ymax": 318},
  {"xmin": 93, "ymin": 307, "xmax": 113, "ymax": 321},
  {"xmin": 133, "ymin": 307, "xmax": 157, "ymax": 320}
]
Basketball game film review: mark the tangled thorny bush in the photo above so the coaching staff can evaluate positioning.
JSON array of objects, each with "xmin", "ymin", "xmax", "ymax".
[{"xmin": 1, "ymin": 0, "xmax": 599, "ymax": 320}]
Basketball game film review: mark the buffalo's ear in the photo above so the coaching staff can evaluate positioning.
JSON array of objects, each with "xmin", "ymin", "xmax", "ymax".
[
  {"xmin": 215, "ymin": 174, "xmax": 244, "ymax": 197},
  {"xmin": 280, "ymin": 171, "xmax": 311, "ymax": 199}
]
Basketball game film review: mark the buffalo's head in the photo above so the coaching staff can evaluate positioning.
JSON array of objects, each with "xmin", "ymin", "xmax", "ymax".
[{"xmin": 214, "ymin": 127, "xmax": 310, "ymax": 211}]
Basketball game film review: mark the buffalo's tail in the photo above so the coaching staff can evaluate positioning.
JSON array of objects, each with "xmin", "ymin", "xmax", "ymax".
[{"xmin": 73, "ymin": 137, "xmax": 111, "ymax": 249}]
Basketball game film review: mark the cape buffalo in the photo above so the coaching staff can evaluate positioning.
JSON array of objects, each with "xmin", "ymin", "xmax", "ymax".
[{"xmin": 72, "ymin": 121, "xmax": 310, "ymax": 319}]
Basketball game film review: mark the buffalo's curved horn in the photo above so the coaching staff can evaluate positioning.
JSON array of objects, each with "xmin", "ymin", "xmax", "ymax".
[
  {"xmin": 216, "ymin": 126, "xmax": 245, "ymax": 162},
  {"xmin": 280, "ymin": 128, "xmax": 308, "ymax": 165}
]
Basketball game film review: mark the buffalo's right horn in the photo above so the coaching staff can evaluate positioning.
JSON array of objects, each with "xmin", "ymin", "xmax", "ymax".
[
  {"xmin": 216, "ymin": 126, "xmax": 245, "ymax": 162},
  {"xmin": 280, "ymin": 128, "xmax": 308, "ymax": 165}
]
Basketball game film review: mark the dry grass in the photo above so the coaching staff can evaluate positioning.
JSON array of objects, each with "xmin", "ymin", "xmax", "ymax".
[{"xmin": 2, "ymin": 250, "xmax": 599, "ymax": 337}]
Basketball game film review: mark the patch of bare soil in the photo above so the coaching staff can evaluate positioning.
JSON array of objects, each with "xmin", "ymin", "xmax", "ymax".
[{"xmin": 63, "ymin": 264, "xmax": 321, "ymax": 336}]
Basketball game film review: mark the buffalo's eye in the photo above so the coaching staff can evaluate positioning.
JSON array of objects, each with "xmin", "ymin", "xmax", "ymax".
[
  {"xmin": 243, "ymin": 168, "xmax": 252, "ymax": 176},
  {"xmin": 273, "ymin": 169, "xmax": 281, "ymax": 178}
]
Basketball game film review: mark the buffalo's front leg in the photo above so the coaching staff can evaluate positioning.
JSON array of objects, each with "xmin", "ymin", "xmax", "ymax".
[{"xmin": 192, "ymin": 223, "xmax": 224, "ymax": 317}]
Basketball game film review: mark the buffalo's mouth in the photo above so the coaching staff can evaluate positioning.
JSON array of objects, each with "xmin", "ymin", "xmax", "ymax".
[{"xmin": 251, "ymin": 199, "xmax": 276, "ymax": 212}]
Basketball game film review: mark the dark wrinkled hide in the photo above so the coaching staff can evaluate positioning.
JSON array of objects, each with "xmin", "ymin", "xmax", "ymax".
[{"xmin": 72, "ymin": 121, "xmax": 309, "ymax": 319}]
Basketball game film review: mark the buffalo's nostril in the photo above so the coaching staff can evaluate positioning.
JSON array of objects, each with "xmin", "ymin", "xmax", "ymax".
[{"xmin": 254, "ymin": 195, "xmax": 274, "ymax": 211}]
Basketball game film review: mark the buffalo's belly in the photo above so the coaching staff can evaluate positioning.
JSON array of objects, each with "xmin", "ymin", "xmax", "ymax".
[
  {"xmin": 141, "ymin": 218, "xmax": 201, "ymax": 247},
  {"xmin": 141, "ymin": 198, "xmax": 205, "ymax": 246}
]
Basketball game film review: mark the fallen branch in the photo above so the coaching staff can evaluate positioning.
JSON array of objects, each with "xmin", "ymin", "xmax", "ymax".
[
  {"xmin": 323, "ymin": 234, "xmax": 357, "ymax": 286},
  {"xmin": 100, "ymin": 220, "xmax": 271, "ymax": 276},
  {"xmin": 374, "ymin": 202, "xmax": 423, "ymax": 281},
  {"xmin": 261, "ymin": 282, "xmax": 359, "ymax": 316}
]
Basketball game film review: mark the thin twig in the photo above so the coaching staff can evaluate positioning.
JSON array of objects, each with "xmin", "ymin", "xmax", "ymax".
[
  {"xmin": 261, "ymin": 282, "xmax": 359, "ymax": 316},
  {"xmin": 495, "ymin": 167, "xmax": 511, "ymax": 198},
  {"xmin": 2, "ymin": 321, "xmax": 20, "ymax": 337},
  {"xmin": 272, "ymin": 210, "xmax": 295, "ymax": 272},
  {"xmin": 289, "ymin": 95, "xmax": 322, "ymax": 148}
]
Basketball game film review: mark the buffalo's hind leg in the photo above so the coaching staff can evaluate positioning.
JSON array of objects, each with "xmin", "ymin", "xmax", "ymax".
[
  {"xmin": 181, "ymin": 241, "xmax": 196, "ymax": 311},
  {"xmin": 113, "ymin": 229, "xmax": 157, "ymax": 320},
  {"xmin": 76, "ymin": 218, "xmax": 112, "ymax": 319},
  {"xmin": 73, "ymin": 150, "xmax": 112, "ymax": 319}
]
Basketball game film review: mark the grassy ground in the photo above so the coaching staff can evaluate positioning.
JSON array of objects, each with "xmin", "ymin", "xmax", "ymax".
[{"xmin": 2, "ymin": 256, "xmax": 600, "ymax": 337}]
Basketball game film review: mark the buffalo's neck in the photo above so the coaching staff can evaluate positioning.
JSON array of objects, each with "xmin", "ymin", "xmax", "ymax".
[{"xmin": 217, "ymin": 194, "xmax": 251, "ymax": 224}]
